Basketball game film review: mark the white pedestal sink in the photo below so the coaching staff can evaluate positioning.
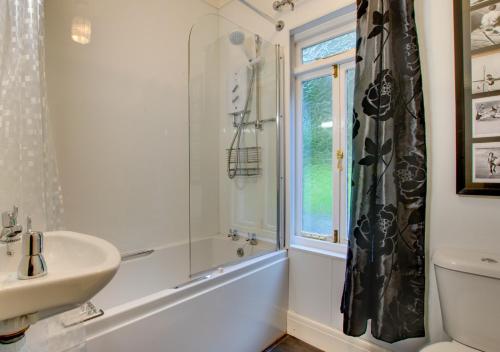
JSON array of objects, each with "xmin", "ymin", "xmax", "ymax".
[{"xmin": 0, "ymin": 231, "xmax": 120, "ymax": 339}]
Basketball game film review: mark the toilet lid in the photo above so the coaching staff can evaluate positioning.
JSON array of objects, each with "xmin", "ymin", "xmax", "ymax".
[{"xmin": 421, "ymin": 342, "xmax": 477, "ymax": 352}]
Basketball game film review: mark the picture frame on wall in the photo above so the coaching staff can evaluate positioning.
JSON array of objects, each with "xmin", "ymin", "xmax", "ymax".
[
  {"xmin": 471, "ymin": 50, "xmax": 500, "ymax": 94},
  {"xmin": 455, "ymin": 0, "xmax": 500, "ymax": 195},
  {"xmin": 472, "ymin": 142, "xmax": 500, "ymax": 182},
  {"xmin": 470, "ymin": 2, "xmax": 500, "ymax": 53},
  {"xmin": 472, "ymin": 95, "xmax": 500, "ymax": 137}
]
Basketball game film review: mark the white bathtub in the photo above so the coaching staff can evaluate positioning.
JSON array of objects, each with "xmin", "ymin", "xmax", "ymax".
[{"xmin": 85, "ymin": 237, "xmax": 288, "ymax": 352}]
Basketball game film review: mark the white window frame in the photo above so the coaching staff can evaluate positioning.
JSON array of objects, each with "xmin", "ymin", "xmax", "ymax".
[{"xmin": 292, "ymin": 12, "xmax": 356, "ymax": 253}]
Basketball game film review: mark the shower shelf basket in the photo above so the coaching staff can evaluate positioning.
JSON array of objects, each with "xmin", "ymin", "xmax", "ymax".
[{"xmin": 227, "ymin": 146, "xmax": 261, "ymax": 177}]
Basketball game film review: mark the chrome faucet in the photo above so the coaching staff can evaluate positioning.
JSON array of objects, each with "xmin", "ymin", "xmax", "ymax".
[
  {"xmin": 228, "ymin": 229, "xmax": 240, "ymax": 241},
  {"xmin": 246, "ymin": 233, "xmax": 258, "ymax": 246},
  {"xmin": 18, "ymin": 216, "xmax": 47, "ymax": 280},
  {"xmin": 1, "ymin": 206, "xmax": 23, "ymax": 255}
]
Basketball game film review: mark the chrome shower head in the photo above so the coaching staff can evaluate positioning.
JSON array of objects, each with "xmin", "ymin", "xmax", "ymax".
[{"xmin": 229, "ymin": 31, "xmax": 245, "ymax": 46}]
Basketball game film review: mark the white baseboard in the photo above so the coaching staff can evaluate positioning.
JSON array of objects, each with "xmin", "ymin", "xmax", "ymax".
[{"xmin": 287, "ymin": 311, "xmax": 389, "ymax": 352}]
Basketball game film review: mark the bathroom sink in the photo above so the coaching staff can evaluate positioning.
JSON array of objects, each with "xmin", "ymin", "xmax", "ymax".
[{"xmin": 0, "ymin": 231, "xmax": 120, "ymax": 322}]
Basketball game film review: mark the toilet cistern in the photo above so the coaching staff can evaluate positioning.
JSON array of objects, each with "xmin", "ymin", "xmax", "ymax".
[{"xmin": 421, "ymin": 248, "xmax": 500, "ymax": 352}]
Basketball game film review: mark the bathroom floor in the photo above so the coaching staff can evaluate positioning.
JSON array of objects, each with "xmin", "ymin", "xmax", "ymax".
[{"xmin": 264, "ymin": 335, "xmax": 323, "ymax": 352}]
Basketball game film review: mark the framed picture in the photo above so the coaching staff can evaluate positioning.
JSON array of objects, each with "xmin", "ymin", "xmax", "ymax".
[
  {"xmin": 472, "ymin": 95, "xmax": 500, "ymax": 137},
  {"xmin": 471, "ymin": 0, "xmax": 495, "ymax": 5},
  {"xmin": 473, "ymin": 142, "xmax": 500, "ymax": 182},
  {"xmin": 471, "ymin": 50, "xmax": 500, "ymax": 93},
  {"xmin": 455, "ymin": 0, "xmax": 500, "ymax": 195},
  {"xmin": 470, "ymin": 1, "xmax": 500, "ymax": 53}
]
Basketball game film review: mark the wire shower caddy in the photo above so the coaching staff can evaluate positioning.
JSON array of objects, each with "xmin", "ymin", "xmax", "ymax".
[{"xmin": 226, "ymin": 146, "xmax": 261, "ymax": 177}]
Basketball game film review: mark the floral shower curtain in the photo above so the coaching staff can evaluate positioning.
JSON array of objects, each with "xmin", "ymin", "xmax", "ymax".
[
  {"xmin": 0, "ymin": 0, "xmax": 63, "ymax": 230},
  {"xmin": 341, "ymin": 0, "xmax": 427, "ymax": 343}
]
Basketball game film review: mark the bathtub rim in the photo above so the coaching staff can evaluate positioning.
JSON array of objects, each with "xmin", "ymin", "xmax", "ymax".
[
  {"xmin": 189, "ymin": 234, "xmax": 279, "ymax": 278},
  {"xmin": 188, "ymin": 246, "xmax": 276, "ymax": 280}
]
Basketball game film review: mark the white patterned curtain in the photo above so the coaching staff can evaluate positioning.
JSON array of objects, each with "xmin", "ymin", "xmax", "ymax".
[{"xmin": 0, "ymin": 0, "xmax": 63, "ymax": 230}]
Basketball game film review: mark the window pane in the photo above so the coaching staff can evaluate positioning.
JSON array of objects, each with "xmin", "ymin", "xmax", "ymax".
[
  {"xmin": 302, "ymin": 32, "xmax": 356, "ymax": 63},
  {"xmin": 301, "ymin": 75, "xmax": 333, "ymax": 235},
  {"xmin": 346, "ymin": 68, "xmax": 355, "ymax": 234}
]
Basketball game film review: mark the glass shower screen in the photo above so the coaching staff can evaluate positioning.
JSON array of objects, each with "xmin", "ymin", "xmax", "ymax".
[{"xmin": 188, "ymin": 14, "xmax": 282, "ymax": 276}]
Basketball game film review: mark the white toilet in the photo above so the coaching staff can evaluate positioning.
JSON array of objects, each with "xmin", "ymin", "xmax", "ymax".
[{"xmin": 422, "ymin": 248, "xmax": 500, "ymax": 352}]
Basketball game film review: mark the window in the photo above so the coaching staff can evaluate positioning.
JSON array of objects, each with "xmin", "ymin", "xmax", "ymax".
[
  {"xmin": 293, "ymin": 13, "xmax": 356, "ymax": 246},
  {"xmin": 302, "ymin": 31, "xmax": 357, "ymax": 63}
]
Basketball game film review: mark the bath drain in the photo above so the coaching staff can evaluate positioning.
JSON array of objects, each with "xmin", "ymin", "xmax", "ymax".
[{"xmin": 237, "ymin": 247, "xmax": 245, "ymax": 257}]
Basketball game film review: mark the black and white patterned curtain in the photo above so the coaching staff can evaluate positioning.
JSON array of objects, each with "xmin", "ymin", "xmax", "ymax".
[{"xmin": 341, "ymin": 0, "xmax": 427, "ymax": 343}]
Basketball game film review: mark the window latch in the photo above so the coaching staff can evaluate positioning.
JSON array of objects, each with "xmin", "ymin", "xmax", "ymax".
[
  {"xmin": 333, "ymin": 230, "xmax": 340, "ymax": 244},
  {"xmin": 332, "ymin": 64, "xmax": 339, "ymax": 78},
  {"xmin": 336, "ymin": 149, "xmax": 344, "ymax": 171}
]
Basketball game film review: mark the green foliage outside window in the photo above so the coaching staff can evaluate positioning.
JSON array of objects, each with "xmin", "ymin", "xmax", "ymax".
[{"xmin": 302, "ymin": 75, "xmax": 333, "ymax": 234}]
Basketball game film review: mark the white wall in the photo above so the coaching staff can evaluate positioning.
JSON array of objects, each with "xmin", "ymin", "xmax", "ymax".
[
  {"xmin": 44, "ymin": 0, "xmax": 215, "ymax": 252},
  {"xmin": 418, "ymin": 0, "xmax": 500, "ymax": 344},
  {"xmin": 221, "ymin": 0, "xmax": 500, "ymax": 351}
]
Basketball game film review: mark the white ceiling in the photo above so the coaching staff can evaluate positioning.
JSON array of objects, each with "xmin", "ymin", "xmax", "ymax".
[
  {"xmin": 202, "ymin": 0, "xmax": 304, "ymax": 17},
  {"xmin": 202, "ymin": 0, "xmax": 234, "ymax": 9}
]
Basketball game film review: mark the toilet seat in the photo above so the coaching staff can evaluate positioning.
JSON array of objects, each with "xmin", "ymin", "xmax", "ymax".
[{"xmin": 421, "ymin": 342, "xmax": 478, "ymax": 352}]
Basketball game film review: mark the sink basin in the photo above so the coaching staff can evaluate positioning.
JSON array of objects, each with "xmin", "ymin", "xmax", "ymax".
[{"xmin": 0, "ymin": 231, "xmax": 120, "ymax": 322}]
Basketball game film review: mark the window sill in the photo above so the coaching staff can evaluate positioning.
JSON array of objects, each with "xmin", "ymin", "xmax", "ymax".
[{"xmin": 291, "ymin": 236, "xmax": 347, "ymax": 260}]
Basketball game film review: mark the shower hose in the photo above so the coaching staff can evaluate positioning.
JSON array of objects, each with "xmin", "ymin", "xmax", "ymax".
[{"xmin": 227, "ymin": 64, "xmax": 258, "ymax": 179}]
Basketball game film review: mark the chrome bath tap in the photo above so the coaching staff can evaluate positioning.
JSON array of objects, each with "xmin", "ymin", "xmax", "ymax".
[
  {"xmin": 228, "ymin": 229, "xmax": 240, "ymax": 241},
  {"xmin": 1, "ymin": 206, "xmax": 23, "ymax": 255},
  {"xmin": 246, "ymin": 233, "xmax": 258, "ymax": 246}
]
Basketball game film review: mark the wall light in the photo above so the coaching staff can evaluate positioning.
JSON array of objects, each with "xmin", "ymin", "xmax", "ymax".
[{"xmin": 71, "ymin": 16, "xmax": 91, "ymax": 45}]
